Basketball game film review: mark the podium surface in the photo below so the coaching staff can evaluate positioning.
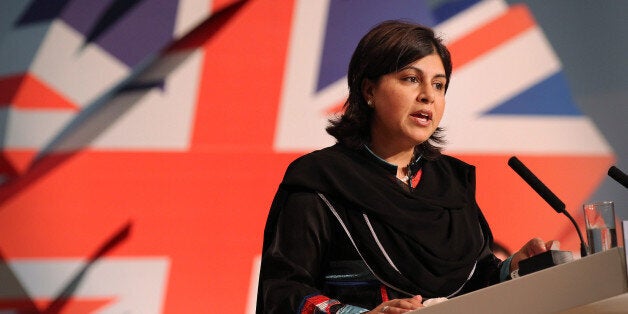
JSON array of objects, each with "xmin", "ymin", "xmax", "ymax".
[{"xmin": 412, "ymin": 247, "xmax": 627, "ymax": 313}]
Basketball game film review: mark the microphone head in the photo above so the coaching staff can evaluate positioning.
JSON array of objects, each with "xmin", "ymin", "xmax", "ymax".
[
  {"xmin": 508, "ymin": 156, "xmax": 523, "ymax": 170},
  {"xmin": 608, "ymin": 166, "xmax": 628, "ymax": 189}
]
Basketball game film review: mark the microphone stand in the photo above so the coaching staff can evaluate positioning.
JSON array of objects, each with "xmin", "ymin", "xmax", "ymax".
[{"xmin": 560, "ymin": 206, "xmax": 588, "ymax": 257}]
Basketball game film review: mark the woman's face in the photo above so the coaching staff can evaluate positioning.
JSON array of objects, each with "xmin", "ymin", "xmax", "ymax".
[{"xmin": 364, "ymin": 53, "xmax": 447, "ymax": 151}]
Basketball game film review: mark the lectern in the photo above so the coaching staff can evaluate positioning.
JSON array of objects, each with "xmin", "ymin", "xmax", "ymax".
[{"xmin": 412, "ymin": 247, "xmax": 628, "ymax": 313}]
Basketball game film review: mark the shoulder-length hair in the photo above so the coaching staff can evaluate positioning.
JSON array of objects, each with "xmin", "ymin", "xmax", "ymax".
[{"xmin": 326, "ymin": 20, "xmax": 452, "ymax": 160}]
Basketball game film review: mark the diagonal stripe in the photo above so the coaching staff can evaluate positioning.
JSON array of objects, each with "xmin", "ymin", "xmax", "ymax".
[
  {"xmin": 448, "ymin": 4, "xmax": 535, "ymax": 70},
  {"xmin": 0, "ymin": 74, "xmax": 78, "ymax": 110},
  {"xmin": 2, "ymin": 150, "xmax": 37, "ymax": 175},
  {"xmin": 443, "ymin": 26, "xmax": 561, "ymax": 124},
  {"xmin": 436, "ymin": 0, "xmax": 508, "ymax": 44},
  {"xmin": 0, "ymin": 298, "xmax": 116, "ymax": 313}
]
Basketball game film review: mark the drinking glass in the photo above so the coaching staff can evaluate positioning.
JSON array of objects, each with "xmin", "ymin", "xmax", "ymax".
[{"xmin": 583, "ymin": 201, "xmax": 617, "ymax": 254}]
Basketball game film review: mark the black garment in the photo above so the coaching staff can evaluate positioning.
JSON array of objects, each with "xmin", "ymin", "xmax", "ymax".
[{"xmin": 257, "ymin": 144, "xmax": 501, "ymax": 313}]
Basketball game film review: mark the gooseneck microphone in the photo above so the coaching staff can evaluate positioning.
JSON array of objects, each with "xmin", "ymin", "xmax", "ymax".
[
  {"xmin": 507, "ymin": 156, "xmax": 587, "ymax": 257},
  {"xmin": 608, "ymin": 166, "xmax": 628, "ymax": 189}
]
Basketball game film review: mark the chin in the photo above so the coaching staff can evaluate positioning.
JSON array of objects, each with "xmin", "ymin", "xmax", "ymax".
[{"xmin": 410, "ymin": 134, "xmax": 432, "ymax": 145}]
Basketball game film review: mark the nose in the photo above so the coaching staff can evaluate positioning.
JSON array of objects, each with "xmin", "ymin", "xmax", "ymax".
[{"xmin": 418, "ymin": 85, "xmax": 434, "ymax": 104}]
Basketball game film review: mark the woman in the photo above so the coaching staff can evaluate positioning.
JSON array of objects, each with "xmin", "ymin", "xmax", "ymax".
[{"xmin": 257, "ymin": 20, "xmax": 554, "ymax": 314}]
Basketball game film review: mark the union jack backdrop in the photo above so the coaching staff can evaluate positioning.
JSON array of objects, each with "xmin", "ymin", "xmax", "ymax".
[{"xmin": 0, "ymin": 0, "xmax": 618, "ymax": 313}]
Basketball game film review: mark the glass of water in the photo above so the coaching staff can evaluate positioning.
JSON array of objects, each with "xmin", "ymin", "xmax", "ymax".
[{"xmin": 583, "ymin": 201, "xmax": 617, "ymax": 254}]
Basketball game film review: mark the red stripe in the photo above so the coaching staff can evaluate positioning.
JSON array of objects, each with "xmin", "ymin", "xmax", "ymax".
[
  {"xmin": 380, "ymin": 285, "xmax": 389, "ymax": 302},
  {"xmin": 0, "ymin": 74, "xmax": 78, "ymax": 110},
  {"xmin": 412, "ymin": 169, "xmax": 422, "ymax": 188},
  {"xmin": 190, "ymin": 0, "xmax": 295, "ymax": 152},
  {"xmin": 448, "ymin": 4, "xmax": 536, "ymax": 70},
  {"xmin": 324, "ymin": 99, "xmax": 346, "ymax": 116}
]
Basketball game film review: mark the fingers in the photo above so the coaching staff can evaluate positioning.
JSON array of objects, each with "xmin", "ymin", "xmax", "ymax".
[
  {"xmin": 545, "ymin": 240, "xmax": 560, "ymax": 250},
  {"xmin": 510, "ymin": 238, "xmax": 560, "ymax": 273},
  {"xmin": 524, "ymin": 238, "xmax": 547, "ymax": 256},
  {"xmin": 408, "ymin": 295, "xmax": 423, "ymax": 307},
  {"xmin": 374, "ymin": 296, "xmax": 424, "ymax": 313},
  {"xmin": 527, "ymin": 238, "xmax": 561, "ymax": 255}
]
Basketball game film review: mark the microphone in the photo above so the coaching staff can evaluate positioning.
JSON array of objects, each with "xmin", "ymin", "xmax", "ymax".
[
  {"xmin": 507, "ymin": 156, "xmax": 588, "ymax": 257},
  {"xmin": 608, "ymin": 166, "xmax": 628, "ymax": 189}
]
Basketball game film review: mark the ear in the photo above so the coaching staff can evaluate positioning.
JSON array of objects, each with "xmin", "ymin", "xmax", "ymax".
[{"xmin": 361, "ymin": 78, "xmax": 375, "ymax": 103}]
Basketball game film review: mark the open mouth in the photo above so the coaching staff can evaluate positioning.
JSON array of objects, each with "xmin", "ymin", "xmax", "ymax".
[{"xmin": 410, "ymin": 110, "xmax": 432, "ymax": 124}]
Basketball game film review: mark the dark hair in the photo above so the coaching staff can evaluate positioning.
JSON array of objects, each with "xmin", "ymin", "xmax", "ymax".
[{"xmin": 326, "ymin": 20, "xmax": 452, "ymax": 160}]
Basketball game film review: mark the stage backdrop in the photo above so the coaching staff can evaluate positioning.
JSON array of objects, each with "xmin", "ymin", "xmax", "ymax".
[{"xmin": 0, "ymin": 0, "xmax": 622, "ymax": 313}]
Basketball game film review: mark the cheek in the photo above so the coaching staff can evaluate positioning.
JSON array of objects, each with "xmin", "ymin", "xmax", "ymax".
[
  {"xmin": 374, "ymin": 99, "xmax": 404, "ymax": 121},
  {"xmin": 433, "ymin": 101, "xmax": 446, "ymax": 123}
]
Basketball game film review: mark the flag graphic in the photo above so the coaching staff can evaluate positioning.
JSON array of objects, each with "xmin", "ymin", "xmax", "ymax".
[{"xmin": 0, "ymin": 0, "xmax": 615, "ymax": 313}]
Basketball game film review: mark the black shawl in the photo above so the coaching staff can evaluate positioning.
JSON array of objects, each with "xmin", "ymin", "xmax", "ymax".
[{"xmin": 261, "ymin": 143, "xmax": 491, "ymax": 299}]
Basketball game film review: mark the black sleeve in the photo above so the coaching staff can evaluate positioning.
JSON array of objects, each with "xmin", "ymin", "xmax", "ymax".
[
  {"xmin": 257, "ymin": 191, "xmax": 334, "ymax": 313},
  {"xmin": 458, "ymin": 246, "xmax": 503, "ymax": 296}
]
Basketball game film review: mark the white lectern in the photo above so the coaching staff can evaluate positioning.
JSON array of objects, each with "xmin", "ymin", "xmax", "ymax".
[{"xmin": 412, "ymin": 247, "xmax": 628, "ymax": 313}]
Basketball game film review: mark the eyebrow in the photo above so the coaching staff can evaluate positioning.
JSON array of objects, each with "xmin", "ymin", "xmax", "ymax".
[{"xmin": 399, "ymin": 66, "xmax": 447, "ymax": 80}]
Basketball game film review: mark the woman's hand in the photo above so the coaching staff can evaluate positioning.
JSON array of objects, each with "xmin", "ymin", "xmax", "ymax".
[
  {"xmin": 367, "ymin": 295, "xmax": 424, "ymax": 313},
  {"xmin": 510, "ymin": 238, "xmax": 560, "ymax": 272}
]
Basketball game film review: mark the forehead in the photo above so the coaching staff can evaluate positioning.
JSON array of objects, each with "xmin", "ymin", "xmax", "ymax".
[{"xmin": 400, "ymin": 54, "xmax": 446, "ymax": 76}]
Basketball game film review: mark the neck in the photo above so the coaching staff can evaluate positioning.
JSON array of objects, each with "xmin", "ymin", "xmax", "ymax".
[{"xmin": 368, "ymin": 142, "xmax": 415, "ymax": 180}]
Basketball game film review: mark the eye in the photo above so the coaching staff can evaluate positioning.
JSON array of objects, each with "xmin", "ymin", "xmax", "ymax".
[
  {"xmin": 433, "ymin": 81, "xmax": 445, "ymax": 91},
  {"xmin": 403, "ymin": 76, "xmax": 419, "ymax": 83}
]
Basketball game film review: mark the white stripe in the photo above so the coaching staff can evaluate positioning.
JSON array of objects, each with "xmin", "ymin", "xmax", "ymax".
[
  {"xmin": 274, "ymin": 0, "xmax": 336, "ymax": 151},
  {"xmin": 446, "ymin": 261, "xmax": 477, "ymax": 298},
  {"xmin": 245, "ymin": 255, "xmax": 261, "ymax": 314},
  {"xmin": 317, "ymin": 193, "xmax": 414, "ymax": 297},
  {"xmin": 173, "ymin": 0, "xmax": 211, "ymax": 38},
  {"xmin": 362, "ymin": 214, "xmax": 401, "ymax": 273},
  {"xmin": 5, "ymin": 258, "xmax": 170, "ymax": 313},
  {"xmin": 78, "ymin": 50, "xmax": 203, "ymax": 151},
  {"xmin": 444, "ymin": 27, "xmax": 561, "ymax": 120},
  {"xmin": 4, "ymin": 107, "xmax": 74, "ymax": 149},
  {"xmin": 443, "ymin": 117, "xmax": 611, "ymax": 155},
  {"xmin": 31, "ymin": 20, "xmax": 128, "ymax": 107}
]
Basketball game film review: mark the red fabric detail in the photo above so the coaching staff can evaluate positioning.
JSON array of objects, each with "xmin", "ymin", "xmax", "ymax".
[
  {"xmin": 380, "ymin": 285, "xmax": 389, "ymax": 302},
  {"xmin": 301, "ymin": 294, "xmax": 340, "ymax": 314},
  {"xmin": 412, "ymin": 169, "xmax": 422, "ymax": 188}
]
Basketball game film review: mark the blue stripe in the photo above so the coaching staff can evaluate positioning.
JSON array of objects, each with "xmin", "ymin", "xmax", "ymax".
[
  {"xmin": 325, "ymin": 280, "xmax": 379, "ymax": 287},
  {"xmin": 484, "ymin": 72, "xmax": 582, "ymax": 116},
  {"xmin": 431, "ymin": 0, "xmax": 481, "ymax": 24}
]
